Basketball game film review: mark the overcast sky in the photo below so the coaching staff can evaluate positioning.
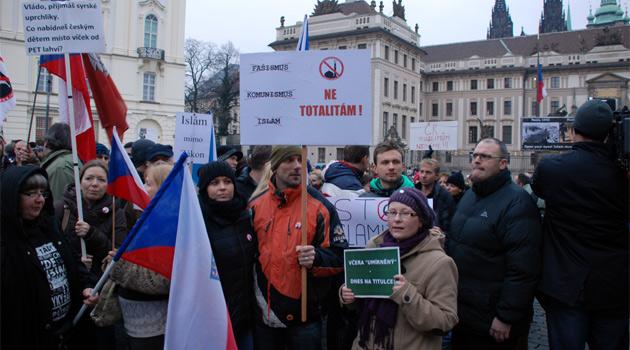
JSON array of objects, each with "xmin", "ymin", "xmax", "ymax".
[{"xmin": 185, "ymin": 0, "xmax": 592, "ymax": 53}]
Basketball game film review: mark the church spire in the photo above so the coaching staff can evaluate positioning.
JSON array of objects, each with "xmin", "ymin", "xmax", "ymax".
[
  {"xmin": 566, "ymin": 0, "xmax": 573, "ymax": 30},
  {"xmin": 487, "ymin": 0, "xmax": 514, "ymax": 39},
  {"xmin": 540, "ymin": 0, "xmax": 568, "ymax": 33}
]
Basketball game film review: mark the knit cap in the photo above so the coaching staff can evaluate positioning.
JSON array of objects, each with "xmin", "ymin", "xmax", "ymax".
[
  {"xmin": 388, "ymin": 187, "xmax": 435, "ymax": 228},
  {"xmin": 573, "ymin": 100, "xmax": 613, "ymax": 141},
  {"xmin": 217, "ymin": 145, "xmax": 243, "ymax": 162},
  {"xmin": 146, "ymin": 144, "xmax": 173, "ymax": 162},
  {"xmin": 270, "ymin": 146, "xmax": 301, "ymax": 171},
  {"xmin": 446, "ymin": 171, "xmax": 466, "ymax": 190},
  {"xmin": 197, "ymin": 161, "xmax": 235, "ymax": 192},
  {"xmin": 131, "ymin": 139, "xmax": 156, "ymax": 167},
  {"xmin": 95, "ymin": 143, "xmax": 109, "ymax": 157}
]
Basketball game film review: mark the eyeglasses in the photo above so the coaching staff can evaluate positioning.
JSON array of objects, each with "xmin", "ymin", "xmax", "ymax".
[
  {"xmin": 385, "ymin": 210, "xmax": 417, "ymax": 219},
  {"xmin": 472, "ymin": 153, "xmax": 503, "ymax": 161},
  {"xmin": 21, "ymin": 190, "xmax": 50, "ymax": 199}
]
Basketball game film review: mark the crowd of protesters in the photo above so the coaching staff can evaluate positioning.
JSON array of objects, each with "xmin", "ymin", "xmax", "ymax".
[{"xmin": 1, "ymin": 99, "xmax": 628, "ymax": 350}]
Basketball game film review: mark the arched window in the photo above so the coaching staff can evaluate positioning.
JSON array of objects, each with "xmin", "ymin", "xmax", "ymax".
[{"xmin": 144, "ymin": 14, "xmax": 158, "ymax": 48}]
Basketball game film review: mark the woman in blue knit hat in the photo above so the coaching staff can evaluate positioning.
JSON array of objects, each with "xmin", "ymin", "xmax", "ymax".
[{"xmin": 341, "ymin": 187, "xmax": 459, "ymax": 350}]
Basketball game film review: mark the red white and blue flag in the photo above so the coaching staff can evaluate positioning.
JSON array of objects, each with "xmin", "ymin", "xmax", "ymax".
[
  {"xmin": 0, "ymin": 52, "xmax": 17, "ymax": 130},
  {"xmin": 113, "ymin": 153, "xmax": 237, "ymax": 350},
  {"xmin": 107, "ymin": 127, "xmax": 151, "ymax": 209},
  {"xmin": 536, "ymin": 63, "xmax": 547, "ymax": 103},
  {"xmin": 40, "ymin": 54, "xmax": 96, "ymax": 161}
]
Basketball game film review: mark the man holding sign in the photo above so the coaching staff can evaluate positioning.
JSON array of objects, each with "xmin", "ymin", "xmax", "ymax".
[
  {"xmin": 249, "ymin": 146, "xmax": 347, "ymax": 350},
  {"xmin": 340, "ymin": 188, "xmax": 458, "ymax": 349}
]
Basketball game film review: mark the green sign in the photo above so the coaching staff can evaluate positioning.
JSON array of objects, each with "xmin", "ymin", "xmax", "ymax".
[{"xmin": 344, "ymin": 247, "xmax": 400, "ymax": 298}]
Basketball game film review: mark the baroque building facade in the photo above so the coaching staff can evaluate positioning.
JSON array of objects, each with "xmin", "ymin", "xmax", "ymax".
[
  {"xmin": 0, "ymin": 0, "xmax": 185, "ymax": 145},
  {"xmin": 271, "ymin": 0, "xmax": 630, "ymax": 173}
]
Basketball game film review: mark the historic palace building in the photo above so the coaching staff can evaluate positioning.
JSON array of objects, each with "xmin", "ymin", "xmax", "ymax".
[{"xmin": 271, "ymin": 0, "xmax": 630, "ymax": 172}]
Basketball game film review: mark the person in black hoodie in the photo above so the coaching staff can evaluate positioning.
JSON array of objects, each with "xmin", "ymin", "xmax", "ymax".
[
  {"xmin": 198, "ymin": 161, "xmax": 256, "ymax": 350},
  {"xmin": 446, "ymin": 138, "xmax": 542, "ymax": 350},
  {"xmin": 0, "ymin": 165, "xmax": 97, "ymax": 349},
  {"xmin": 532, "ymin": 100, "xmax": 629, "ymax": 350}
]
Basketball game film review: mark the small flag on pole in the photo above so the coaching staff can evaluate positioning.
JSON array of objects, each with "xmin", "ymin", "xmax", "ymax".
[
  {"xmin": 536, "ymin": 63, "xmax": 547, "ymax": 103},
  {"xmin": 296, "ymin": 15, "xmax": 309, "ymax": 52},
  {"xmin": 108, "ymin": 127, "xmax": 151, "ymax": 209}
]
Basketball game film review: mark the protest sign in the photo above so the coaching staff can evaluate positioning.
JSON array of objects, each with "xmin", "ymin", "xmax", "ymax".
[
  {"xmin": 409, "ymin": 121, "xmax": 458, "ymax": 150},
  {"xmin": 22, "ymin": 0, "xmax": 105, "ymax": 55},
  {"xmin": 240, "ymin": 50, "xmax": 372, "ymax": 145},
  {"xmin": 522, "ymin": 117, "xmax": 574, "ymax": 150},
  {"xmin": 344, "ymin": 247, "xmax": 400, "ymax": 298},
  {"xmin": 329, "ymin": 196, "xmax": 389, "ymax": 248},
  {"xmin": 174, "ymin": 113, "xmax": 217, "ymax": 183}
]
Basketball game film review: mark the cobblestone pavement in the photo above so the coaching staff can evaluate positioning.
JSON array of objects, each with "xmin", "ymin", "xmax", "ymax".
[{"xmin": 528, "ymin": 299, "xmax": 549, "ymax": 350}]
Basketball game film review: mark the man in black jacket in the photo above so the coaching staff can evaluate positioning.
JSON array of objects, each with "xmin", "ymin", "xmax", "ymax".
[
  {"xmin": 447, "ymin": 138, "xmax": 542, "ymax": 350},
  {"xmin": 532, "ymin": 100, "xmax": 629, "ymax": 350},
  {"xmin": 415, "ymin": 158, "xmax": 456, "ymax": 233}
]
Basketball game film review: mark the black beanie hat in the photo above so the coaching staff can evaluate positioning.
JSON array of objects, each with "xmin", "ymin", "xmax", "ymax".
[
  {"xmin": 446, "ymin": 171, "xmax": 466, "ymax": 190},
  {"xmin": 573, "ymin": 100, "xmax": 613, "ymax": 141},
  {"xmin": 198, "ymin": 161, "xmax": 236, "ymax": 192},
  {"xmin": 131, "ymin": 139, "xmax": 156, "ymax": 167},
  {"xmin": 388, "ymin": 188, "xmax": 436, "ymax": 228},
  {"xmin": 147, "ymin": 144, "xmax": 173, "ymax": 162}
]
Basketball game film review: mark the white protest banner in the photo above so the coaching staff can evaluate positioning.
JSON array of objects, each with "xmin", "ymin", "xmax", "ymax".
[
  {"xmin": 240, "ymin": 50, "xmax": 372, "ymax": 145},
  {"xmin": 174, "ymin": 113, "xmax": 217, "ymax": 182},
  {"xmin": 22, "ymin": 0, "xmax": 105, "ymax": 55},
  {"xmin": 409, "ymin": 121, "xmax": 459, "ymax": 150},
  {"xmin": 329, "ymin": 196, "xmax": 389, "ymax": 248}
]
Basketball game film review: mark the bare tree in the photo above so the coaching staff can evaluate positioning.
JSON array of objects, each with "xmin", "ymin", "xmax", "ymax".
[
  {"xmin": 184, "ymin": 39, "xmax": 215, "ymax": 113},
  {"xmin": 209, "ymin": 42, "xmax": 239, "ymax": 137}
]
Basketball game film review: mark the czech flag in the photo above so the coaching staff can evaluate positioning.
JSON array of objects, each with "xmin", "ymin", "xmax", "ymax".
[
  {"xmin": 40, "ymin": 54, "xmax": 96, "ymax": 161},
  {"xmin": 296, "ymin": 14, "xmax": 309, "ymax": 51},
  {"xmin": 108, "ymin": 127, "xmax": 151, "ymax": 209},
  {"xmin": 536, "ymin": 63, "xmax": 547, "ymax": 103},
  {"xmin": 113, "ymin": 153, "xmax": 237, "ymax": 350}
]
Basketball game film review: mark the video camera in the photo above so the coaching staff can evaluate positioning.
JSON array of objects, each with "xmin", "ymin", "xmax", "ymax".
[{"xmin": 608, "ymin": 106, "xmax": 630, "ymax": 172}]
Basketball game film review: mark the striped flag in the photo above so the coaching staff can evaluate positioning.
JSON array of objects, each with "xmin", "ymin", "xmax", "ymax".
[
  {"xmin": 0, "ymin": 52, "xmax": 17, "ymax": 130},
  {"xmin": 536, "ymin": 63, "xmax": 547, "ymax": 103},
  {"xmin": 108, "ymin": 127, "xmax": 151, "ymax": 209},
  {"xmin": 296, "ymin": 15, "xmax": 309, "ymax": 51}
]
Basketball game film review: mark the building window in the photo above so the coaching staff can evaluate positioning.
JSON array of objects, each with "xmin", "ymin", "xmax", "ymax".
[
  {"xmin": 393, "ymin": 113, "xmax": 398, "ymax": 132},
  {"xmin": 486, "ymin": 126, "xmax": 495, "ymax": 138},
  {"xmin": 487, "ymin": 101, "xmax": 494, "ymax": 115},
  {"xmin": 470, "ymin": 79, "xmax": 478, "ymax": 90},
  {"xmin": 318, "ymin": 147, "xmax": 325, "ymax": 163},
  {"xmin": 402, "ymin": 84, "xmax": 407, "ymax": 102},
  {"xmin": 358, "ymin": 43, "xmax": 367, "ymax": 49},
  {"xmin": 531, "ymin": 101, "xmax": 539, "ymax": 116},
  {"xmin": 144, "ymin": 14, "xmax": 158, "ymax": 48},
  {"xmin": 412, "ymin": 58, "xmax": 416, "ymax": 71},
  {"xmin": 432, "ymin": 103, "xmax": 439, "ymax": 117},
  {"xmin": 550, "ymin": 99, "xmax": 560, "ymax": 112},
  {"xmin": 383, "ymin": 77, "xmax": 389, "ymax": 97},
  {"xmin": 446, "ymin": 80, "xmax": 453, "ymax": 91},
  {"xmin": 35, "ymin": 116, "xmax": 54, "ymax": 140},
  {"xmin": 394, "ymin": 50, "xmax": 399, "ymax": 64},
  {"xmin": 411, "ymin": 117, "xmax": 415, "ymax": 123},
  {"xmin": 445, "ymin": 151, "xmax": 452, "ymax": 163},
  {"xmin": 470, "ymin": 101, "xmax": 478, "ymax": 116},
  {"xmin": 402, "ymin": 115, "xmax": 407, "ymax": 139},
  {"xmin": 411, "ymin": 86, "xmax": 415, "ymax": 104},
  {"xmin": 502, "ymin": 125, "xmax": 512, "ymax": 144},
  {"xmin": 504, "ymin": 77, "xmax": 512, "ymax": 88},
  {"xmin": 487, "ymin": 78, "xmax": 494, "ymax": 89},
  {"xmin": 403, "ymin": 54, "xmax": 407, "ymax": 68},
  {"xmin": 384, "ymin": 45, "xmax": 389, "ymax": 60},
  {"xmin": 383, "ymin": 112, "xmax": 389, "ymax": 137},
  {"xmin": 420, "ymin": 81, "xmax": 423, "ymax": 91},
  {"xmin": 432, "ymin": 82, "xmax": 439, "ymax": 92},
  {"xmin": 143, "ymin": 72, "xmax": 156, "ymax": 101},
  {"xmin": 394, "ymin": 81, "xmax": 398, "ymax": 99},
  {"xmin": 550, "ymin": 76, "xmax": 560, "ymax": 89},
  {"xmin": 503, "ymin": 100, "xmax": 512, "ymax": 115},
  {"xmin": 336, "ymin": 147, "xmax": 344, "ymax": 160},
  {"xmin": 37, "ymin": 67, "xmax": 52, "ymax": 93},
  {"xmin": 419, "ymin": 103, "xmax": 423, "ymax": 116},
  {"xmin": 468, "ymin": 126, "xmax": 478, "ymax": 143},
  {"xmin": 338, "ymin": 46, "xmax": 347, "ymax": 50},
  {"xmin": 446, "ymin": 102, "xmax": 453, "ymax": 117}
]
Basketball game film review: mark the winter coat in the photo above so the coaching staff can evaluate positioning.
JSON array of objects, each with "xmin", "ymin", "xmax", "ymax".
[
  {"xmin": 41, "ymin": 149, "xmax": 75, "ymax": 202},
  {"xmin": 249, "ymin": 179, "xmax": 348, "ymax": 327},
  {"xmin": 1, "ymin": 166, "xmax": 92, "ymax": 349},
  {"xmin": 200, "ymin": 199, "xmax": 256, "ymax": 337},
  {"xmin": 446, "ymin": 169, "xmax": 542, "ymax": 337},
  {"xmin": 324, "ymin": 161, "xmax": 364, "ymax": 191},
  {"xmin": 347, "ymin": 234, "xmax": 459, "ymax": 350},
  {"xmin": 531, "ymin": 142, "xmax": 628, "ymax": 312},
  {"xmin": 415, "ymin": 183, "xmax": 456, "ymax": 232},
  {"xmin": 236, "ymin": 168, "xmax": 258, "ymax": 201},
  {"xmin": 55, "ymin": 184, "xmax": 128, "ymax": 277}
]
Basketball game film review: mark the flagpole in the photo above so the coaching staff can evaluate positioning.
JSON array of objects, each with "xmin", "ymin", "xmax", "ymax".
[
  {"xmin": 537, "ymin": 29, "xmax": 541, "ymax": 117},
  {"xmin": 300, "ymin": 145, "xmax": 308, "ymax": 322},
  {"xmin": 26, "ymin": 62, "xmax": 42, "ymax": 143},
  {"xmin": 112, "ymin": 195, "xmax": 116, "ymax": 251},
  {"xmin": 72, "ymin": 260, "xmax": 116, "ymax": 326},
  {"xmin": 63, "ymin": 53, "xmax": 87, "ymax": 258}
]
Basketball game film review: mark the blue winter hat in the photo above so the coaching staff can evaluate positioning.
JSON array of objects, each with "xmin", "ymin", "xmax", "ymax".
[{"xmin": 95, "ymin": 143, "xmax": 109, "ymax": 156}]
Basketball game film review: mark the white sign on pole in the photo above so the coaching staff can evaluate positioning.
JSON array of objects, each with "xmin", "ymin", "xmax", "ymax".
[
  {"xmin": 329, "ymin": 196, "xmax": 389, "ymax": 248},
  {"xmin": 22, "ymin": 0, "xmax": 105, "ymax": 55},
  {"xmin": 240, "ymin": 50, "xmax": 372, "ymax": 145},
  {"xmin": 409, "ymin": 121, "xmax": 459, "ymax": 150},
  {"xmin": 174, "ymin": 112, "xmax": 216, "ymax": 165}
]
